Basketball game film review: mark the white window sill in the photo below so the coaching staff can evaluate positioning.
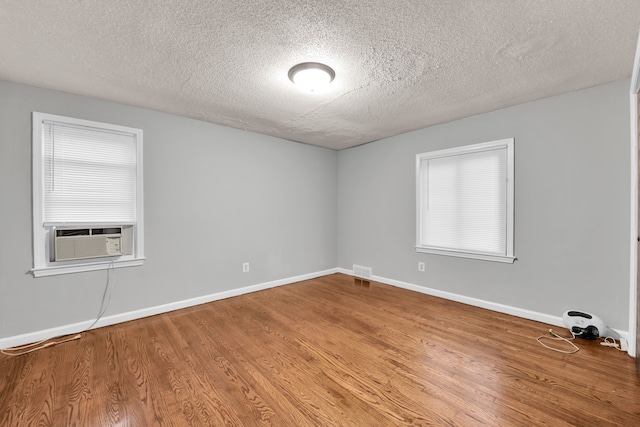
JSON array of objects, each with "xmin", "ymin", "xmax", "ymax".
[
  {"xmin": 31, "ymin": 257, "xmax": 145, "ymax": 277},
  {"xmin": 416, "ymin": 247, "xmax": 516, "ymax": 264}
]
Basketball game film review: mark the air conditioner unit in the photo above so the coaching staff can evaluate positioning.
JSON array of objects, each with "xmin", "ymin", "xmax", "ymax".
[{"xmin": 54, "ymin": 227, "xmax": 122, "ymax": 261}]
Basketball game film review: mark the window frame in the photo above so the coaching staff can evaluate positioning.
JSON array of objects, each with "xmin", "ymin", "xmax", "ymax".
[
  {"xmin": 415, "ymin": 138, "xmax": 515, "ymax": 263},
  {"xmin": 32, "ymin": 112, "xmax": 145, "ymax": 277}
]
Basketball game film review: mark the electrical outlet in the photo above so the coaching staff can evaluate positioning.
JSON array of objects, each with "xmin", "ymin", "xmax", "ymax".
[
  {"xmin": 242, "ymin": 262, "xmax": 250, "ymax": 273},
  {"xmin": 418, "ymin": 262, "xmax": 425, "ymax": 272}
]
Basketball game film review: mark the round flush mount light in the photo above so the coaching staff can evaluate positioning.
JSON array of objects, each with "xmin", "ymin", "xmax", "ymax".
[{"xmin": 288, "ymin": 62, "xmax": 335, "ymax": 92}]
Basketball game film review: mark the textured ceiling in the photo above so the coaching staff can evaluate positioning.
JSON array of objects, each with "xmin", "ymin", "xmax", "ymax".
[{"xmin": 1, "ymin": 1, "xmax": 639, "ymax": 150}]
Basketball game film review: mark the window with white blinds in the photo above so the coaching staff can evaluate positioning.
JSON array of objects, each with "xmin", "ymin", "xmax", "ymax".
[
  {"xmin": 42, "ymin": 120, "xmax": 137, "ymax": 224},
  {"xmin": 32, "ymin": 112, "xmax": 144, "ymax": 276},
  {"xmin": 416, "ymin": 138, "xmax": 515, "ymax": 263}
]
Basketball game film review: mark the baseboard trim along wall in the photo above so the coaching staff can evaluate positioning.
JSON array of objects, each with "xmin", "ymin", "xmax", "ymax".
[
  {"xmin": 0, "ymin": 268, "xmax": 339, "ymax": 350},
  {"xmin": 1, "ymin": 268, "xmax": 628, "ymax": 350},
  {"xmin": 337, "ymin": 268, "xmax": 629, "ymax": 342}
]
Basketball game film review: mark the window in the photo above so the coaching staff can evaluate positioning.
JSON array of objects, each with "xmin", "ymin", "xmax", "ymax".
[
  {"xmin": 32, "ymin": 112, "xmax": 144, "ymax": 277},
  {"xmin": 416, "ymin": 138, "xmax": 515, "ymax": 263}
]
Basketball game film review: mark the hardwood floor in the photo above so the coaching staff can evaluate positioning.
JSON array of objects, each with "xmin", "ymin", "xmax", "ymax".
[{"xmin": 1, "ymin": 273, "xmax": 639, "ymax": 426}]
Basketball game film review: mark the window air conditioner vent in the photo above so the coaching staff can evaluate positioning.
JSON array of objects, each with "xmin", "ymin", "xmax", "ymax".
[{"xmin": 54, "ymin": 227, "xmax": 122, "ymax": 261}]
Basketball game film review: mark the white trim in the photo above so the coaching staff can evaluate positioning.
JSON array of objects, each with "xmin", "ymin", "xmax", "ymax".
[
  {"xmin": 336, "ymin": 268, "xmax": 628, "ymax": 340},
  {"xmin": 32, "ymin": 114, "xmax": 46, "ymax": 268},
  {"xmin": 629, "ymin": 93, "xmax": 639, "ymax": 358},
  {"xmin": 415, "ymin": 247, "xmax": 516, "ymax": 263},
  {"xmin": 31, "ymin": 258, "xmax": 145, "ymax": 277},
  {"xmin": 4, "ymin": 268, "xmax": 629, "ymax": 350},
  {"xmin": 631, "ymin": 27, "xmax": 640, "ymax": 95},
  {"xmin": 0, "ymin": 268, "xmax": 338, "ymax": 349},
  {"xmin": 628, "ymin": 26, "xmax": 640, "ymax": 358},
  {"xmin": 415, "ymin": 138, "xmax": 515, "ymax": 263},
  {"xmin": 31, "ymin": 112, "xmax": 145, "ymax": 277}
]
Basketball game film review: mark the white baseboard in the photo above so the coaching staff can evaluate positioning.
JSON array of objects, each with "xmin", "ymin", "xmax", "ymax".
[
  {"xmin": 337, "ymin": 268, "xmax": 629, "ymax": 341},
  {"xmin": 0, "ymin": 268, "xmax": 339, "ymax": 349},
  {"xmin": 3, "ymin": 267, "xmax": 628, "ymax": 350}
]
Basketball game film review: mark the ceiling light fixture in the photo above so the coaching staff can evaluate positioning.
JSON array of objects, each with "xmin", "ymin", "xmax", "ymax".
[{"xmin": 288, "ymin": 62, "xmax": 335, "ymax": 92}]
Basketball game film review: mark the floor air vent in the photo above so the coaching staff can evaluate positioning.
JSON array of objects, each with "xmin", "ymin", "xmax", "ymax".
[{"xmin": 352, "ymin": 264, "xmax": 372, "ymax": 278}]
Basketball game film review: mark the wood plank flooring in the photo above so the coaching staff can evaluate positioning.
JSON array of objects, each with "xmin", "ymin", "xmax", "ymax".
[{"xmin": 1, "ymin": 273, "xmax": 639, "ymax": 426}]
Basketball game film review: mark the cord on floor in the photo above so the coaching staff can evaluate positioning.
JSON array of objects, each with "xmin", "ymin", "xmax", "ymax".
[{"xmin": 0, "ymin": 260, "xmax": 115, "ymax": 356}]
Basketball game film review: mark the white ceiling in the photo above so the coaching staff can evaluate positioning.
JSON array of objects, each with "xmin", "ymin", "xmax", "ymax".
[{"xmin": 1, "ymin": 1, "xmax": 639, "ymax": 150}]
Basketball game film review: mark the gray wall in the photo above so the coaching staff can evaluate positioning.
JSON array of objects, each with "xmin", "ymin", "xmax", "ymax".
[
  {"xmin": 0, "ymin": 77, "xmax": 632, "ymax": 339},
  {"xmin": 337, "ymin": 79, "xmax": 631, "ymax": 330},
  {"xmin": 0, "ymin": 80, "xmax": 337, "ymax": 339}
]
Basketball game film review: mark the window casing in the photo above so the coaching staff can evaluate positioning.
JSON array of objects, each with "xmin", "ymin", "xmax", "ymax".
[
  {"xmin": 32, "ymin": 112, "xmax": 144, "ymax": 276},
  {"xmin": 416, "ymin": 138, "xmax": 515, "ymax": 263}
]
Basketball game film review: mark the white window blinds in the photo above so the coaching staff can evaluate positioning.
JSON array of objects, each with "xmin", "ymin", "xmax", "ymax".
[
  {"xmin": 416, "ymin": 139, "xmax": 514, "ymax": 263},
  {"xmin": 42, "ymin": 120, "xmax": 137, "ymax": 225}
]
